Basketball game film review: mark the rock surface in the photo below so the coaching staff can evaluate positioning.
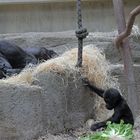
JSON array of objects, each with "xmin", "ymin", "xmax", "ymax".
[
  {"xmin": 35, "ymin": 72, "xmax": 96, "ymax": 134},
  {"xmin": 0, "ymin": 84, "xmax": 42, "ymax": 140}
]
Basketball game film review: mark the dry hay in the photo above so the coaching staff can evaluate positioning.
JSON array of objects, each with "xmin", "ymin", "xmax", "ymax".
[
  {"xmin": 0, "ymin": 44, "xmax": 120, "ymax": 90},
  {"xmin": 0, "ymin": 67, "xmax": 34, "ymax": 85}
]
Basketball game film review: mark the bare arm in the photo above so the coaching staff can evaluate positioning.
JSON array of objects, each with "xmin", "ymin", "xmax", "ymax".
[{"xmin": 82, "ymin": 78, "xmax": 104, "ymax": 98}]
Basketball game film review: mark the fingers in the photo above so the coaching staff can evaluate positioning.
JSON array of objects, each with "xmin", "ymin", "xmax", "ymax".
[
  {"xmin": 90, "ymin": 122, "xmax": 106, "ymax": 131},
  {"xmin": 81, "ymin": 77, "xmax": 90, "ymax": 85},
  {"xmin": 90, "ymin": 124, "xmax": 99, "ymax": 131}
]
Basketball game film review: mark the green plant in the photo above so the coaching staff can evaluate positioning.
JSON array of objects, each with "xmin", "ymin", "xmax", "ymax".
[{"xmin": 80, "ymin": 120, "xmax": 134, "ymax": 140}]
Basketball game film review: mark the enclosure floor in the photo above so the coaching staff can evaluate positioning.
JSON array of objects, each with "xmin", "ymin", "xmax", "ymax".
[{"xmin": 38, "ymin": 117, "xmax": 140, "ymax": 140}]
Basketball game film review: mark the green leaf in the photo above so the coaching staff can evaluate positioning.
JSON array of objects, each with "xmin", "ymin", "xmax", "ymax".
[{"xmin": 79, "ymin": 121, "xmax": 134, "ymax": 140}]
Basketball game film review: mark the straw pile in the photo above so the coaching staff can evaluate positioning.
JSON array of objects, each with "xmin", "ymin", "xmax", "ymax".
[{"xmin": 0, "ymin": 44, "xmax": 120, "ymax": 90}]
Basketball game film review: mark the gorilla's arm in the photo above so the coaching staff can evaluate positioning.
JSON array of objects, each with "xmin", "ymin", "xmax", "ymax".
[
  {"xmin": 91, "ymin": 109, "xmax": 121, "ymax": 131},
  {"xmin": 82, "ymin": 78, "xmax": 104, "ymax": 98},
  {"xmin": 0, "ymin": 66, "xmax": 22, "ymax": 79},
  {"xmin": 5, "ymin": 68, "xmax": 22, "ymax": 76},
  {"xmin": 0, "ymin": 41, "xmax": 37, "ymax": 69}
]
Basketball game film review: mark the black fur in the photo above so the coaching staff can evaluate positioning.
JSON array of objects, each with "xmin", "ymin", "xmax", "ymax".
[
  {"xmin": 0, "ymin": 41, "xmax": 37, "ymax": 69},
  {"xmin": 0, "ymin": 41, "xmax": 58, "ymax": 79},
  {"xmin": 0, "ymin": 41, "xmax": 38, "ymax": 78},
  {"xmin": 82, "ymin": 78, "xmax": 134, "ymax": 131},
  {"xmin": 23, "ymin": 47, "xmax": 58, "ymax": 61}
]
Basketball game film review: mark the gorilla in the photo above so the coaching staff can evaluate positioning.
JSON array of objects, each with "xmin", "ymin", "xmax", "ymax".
[
  {"xmin": 0, "ymin": 41, "xmax": 37, "ymax": 78},
  {"xmin": 0, "ymin": 41, "xmax": 58, "ymax": 79},
  {"xmin": 82, "ymin": 78, "xmax": 134, "ymax": 131},
  {"xmin": 23, "ymin": 47, "xmax": 58, "ymax": 61},
  {"xmin": 0, "ymin": 52, "xmax": 21, "ymax": 78}
]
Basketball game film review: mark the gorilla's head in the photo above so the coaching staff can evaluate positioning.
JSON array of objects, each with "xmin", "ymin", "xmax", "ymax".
[
  {"xmin": 103, "ymin": 88, "xmax": 122, "ymax": 110},
  {"xmin": 40, "ymin": 48, "xmax": 58, "ymax": 60}
]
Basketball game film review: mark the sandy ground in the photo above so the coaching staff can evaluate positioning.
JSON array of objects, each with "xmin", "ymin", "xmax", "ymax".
[
  {"xmin": 37, "ymin": 127, "xmax": 90, "ymax": 140},
  {"xmin": 37, "ymin": 128, "xmax": 140, "ymax": 140},
  {"xmin": 37, "ymin": 116, "xmax": 140, "ymax": 140}
]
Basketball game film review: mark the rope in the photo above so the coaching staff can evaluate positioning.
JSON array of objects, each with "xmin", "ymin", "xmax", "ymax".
[{"xmin": 76, "ymin": 0, "xmax": 88, "ymax": 67}]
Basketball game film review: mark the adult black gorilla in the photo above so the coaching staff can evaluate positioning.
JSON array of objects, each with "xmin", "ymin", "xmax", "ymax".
[
  {"xmin": 0, "ymin": 41, "xmax": 37, "ymax": 78},
  {"xmin": 0, "ymin": 41, "xmax": 58, "ymax": 79}
]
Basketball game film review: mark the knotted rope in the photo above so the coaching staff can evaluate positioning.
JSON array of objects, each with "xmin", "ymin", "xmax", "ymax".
[{"xmin": 76, "ymin": 0, "xmax": 88, "ymax": 67}]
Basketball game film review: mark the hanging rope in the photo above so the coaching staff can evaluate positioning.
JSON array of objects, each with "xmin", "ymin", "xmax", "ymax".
[{"xmin": 76, "ymin": 0, "xmax": 88, "ymax": 67}]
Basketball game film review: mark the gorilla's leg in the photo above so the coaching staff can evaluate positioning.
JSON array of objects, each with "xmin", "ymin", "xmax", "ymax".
[
  {"xmin": 0, "ymin": 69, "xmax": 6, "ymax": 79},
  {"xmin": 0, "ymin": 55, "xmax": 22, "ymax": 78},
  {"xmin": 5, "ymin": 68, "xmax": 22, "ymax": 76}
]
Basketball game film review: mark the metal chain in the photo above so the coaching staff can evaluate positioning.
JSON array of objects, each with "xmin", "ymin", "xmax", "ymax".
[{"xmin": 76, "ymin": 0, "xmax": 88, "ymax": 67}]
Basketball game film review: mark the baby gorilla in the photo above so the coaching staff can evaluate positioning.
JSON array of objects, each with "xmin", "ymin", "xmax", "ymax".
[{"xmin": 83, "ymin": 79, "xmax": 134, "ymax": 131}]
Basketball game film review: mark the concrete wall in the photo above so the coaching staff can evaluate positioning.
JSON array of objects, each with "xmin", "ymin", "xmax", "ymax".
[{"xmin": 0, "ymin": 0, "xmax": 139, "ymax": 33}]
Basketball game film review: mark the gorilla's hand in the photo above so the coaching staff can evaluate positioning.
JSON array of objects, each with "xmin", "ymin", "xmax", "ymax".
[
  {"xmin": 90, "ymin": 122, "xmax": 106, "ymax": 131},
  {"xmin": 81, "ymin": 77, "xmax": 90, "ymax": 85},
  {"xmin": 6, "ymin": 68, "xmax": 22, "ymax": 76}
]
